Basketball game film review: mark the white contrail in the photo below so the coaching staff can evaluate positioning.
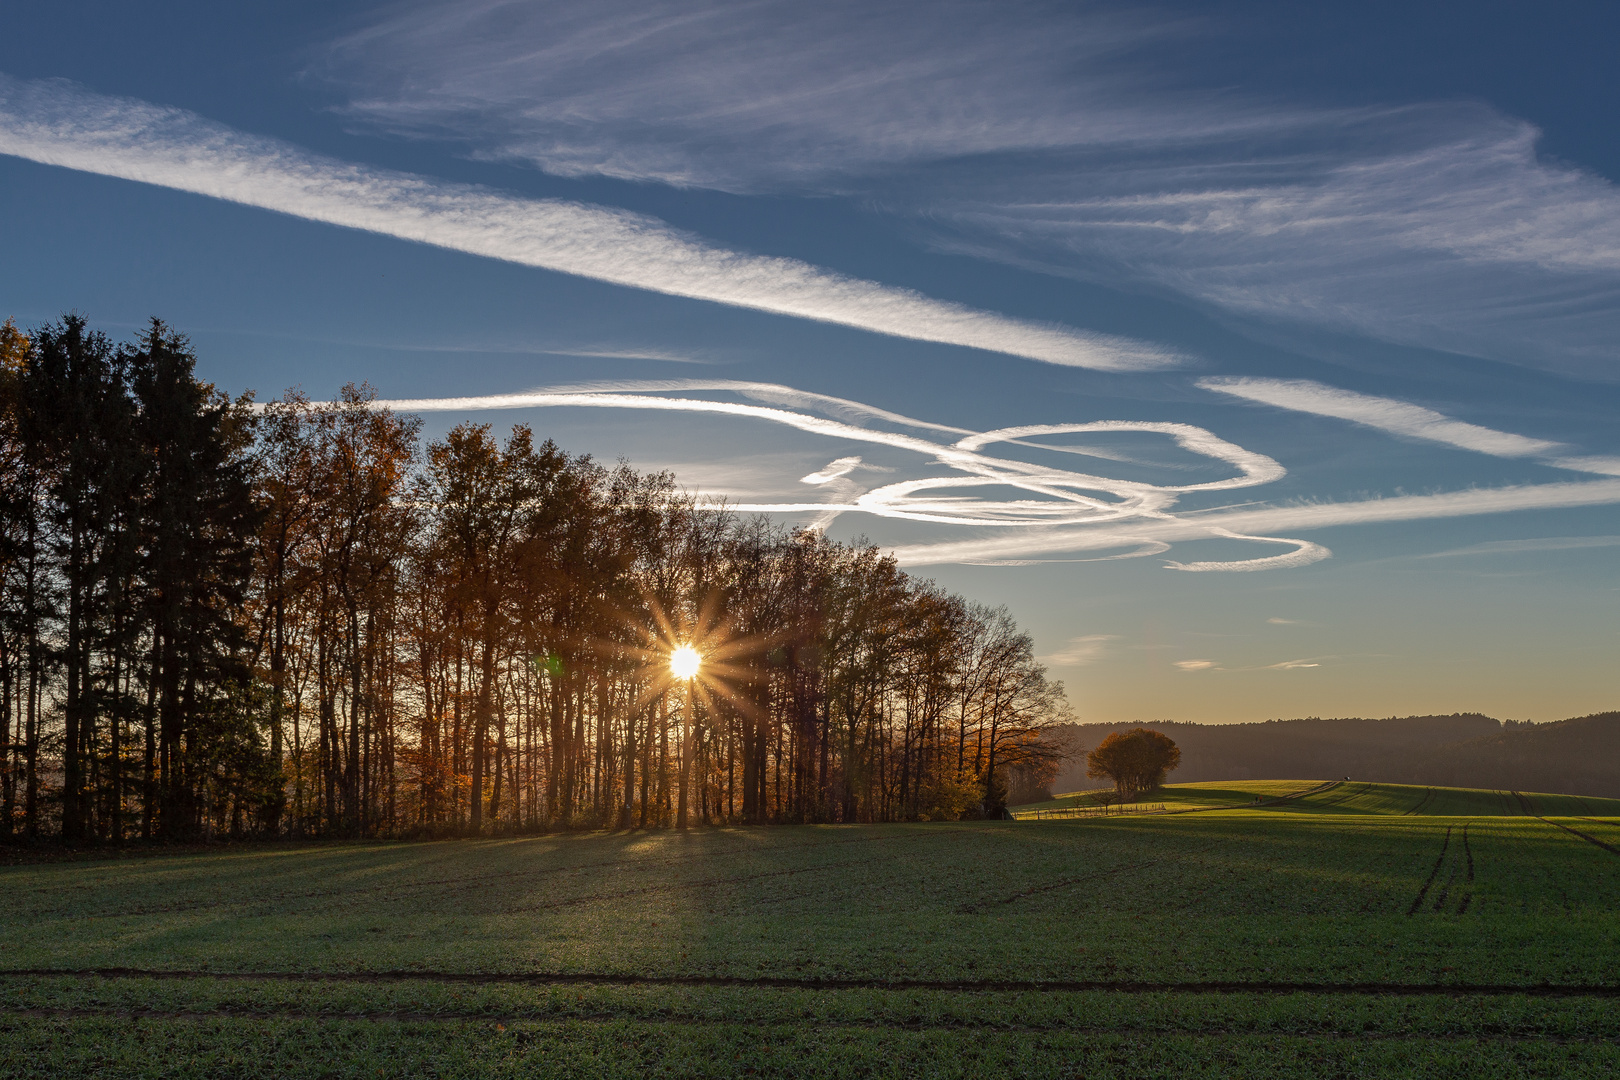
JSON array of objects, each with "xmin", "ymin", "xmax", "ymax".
[
  {"xmin": 0, "ymin": 75, "xmax": 1180, "ymax": 372},
  {"xmin": 886, "ymin": 479, "xmax": 1620, "ymax": 565},
  {"xmin": 1199, "ymin": 377, "xmax": 1566, "ymax": 460},
  {"xmin": 1202, "ymin": 376, "xmax": 1620, "ymax": 479},
  {"xmin": 340, "ymin": 380, "xmax": 1620, "ymax": 571}
]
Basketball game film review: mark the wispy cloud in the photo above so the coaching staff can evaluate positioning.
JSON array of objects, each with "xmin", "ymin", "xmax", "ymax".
[
  {"xmin": 322, "ymin": 0, "xmax": 1218, "ymax": 190},
  {"xmin": 1416, "ymin": 535, "xmax": 1620, "ymax": 559},
  {"xmin": 325, "ymin": 2, "xmax": 1620, "ymax": 376},
  {"xmin": 0, "ymin": 75, "xmax": 1177, "ymax": 372},
  {"xmin": 931, "ymin": 107, "xmax": 1620, "ymax": 378},
  {"xmin": 1175, "ymin": 656, "xmax": 1324, "ymax": 673},
  {"xmin": 1040, "ymin": 634, "xmax": 1118, "ymax": 667}
]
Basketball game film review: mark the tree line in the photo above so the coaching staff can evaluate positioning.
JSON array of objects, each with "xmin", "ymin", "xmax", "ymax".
[{"xmin": 0, "ymin": 316, "xmax": 1069, "ymax": 841}]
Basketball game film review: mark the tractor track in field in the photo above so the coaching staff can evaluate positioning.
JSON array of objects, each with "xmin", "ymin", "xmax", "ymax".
[
  {"xmin": 500, "ymin": 858, "xmax": 871, "ymax": 913},
  {"xmin": 1167, "ymin": 780, "xmax": 1341, "ymax": 815},
  {"xmin": 1456, "ymin": 823, "xmax": 1475, "ymax": 915},
  {"xmin": 1302, "ymin": 783, "xmax": 1362, "ymax": 810},
  {"xmin": 1513, "ymin": 793, "xmax": 1620, "ymax": 857},
  {"xmin": 3, "ymin": 968, "xmax": 1619, "ymax": 998},
  {"xmin": 961, "ymin": 826, "xmax": 1255, "ymax": 913},
  {"xmin": 957, "ymin": 858, "xmax": 1160, "ymax": 913},
  {"xmin": 1407, "ymin": 825, "xmax": 1452, "ymax": 915},
  {"xmin": 1, "ymin": 1005, "xmax": 1619, "ymax": 1042},
  {"xmin": 1402, "ymin": 788, "xmax": 1436, "ymax": 816},
  {"xmin": 1429, "ymin": 823, "xmax": 1469, "ymax": 914},
  {"xmin": 1018, "ymin": 781, "xmax": 1340, "ymax": 820},
  {"xmin": 56, "ymin": 830, "xmax": 934, "ymax": 920}
]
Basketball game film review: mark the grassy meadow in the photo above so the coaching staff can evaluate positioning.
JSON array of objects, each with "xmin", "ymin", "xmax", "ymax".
[
  {"xmin": 1014, "ymin": 778, "xmax": 1620, "ymax": 816},
  {"xmin": 4, "ymin": 781, "xmax": 1619, "ymax": 1077}
]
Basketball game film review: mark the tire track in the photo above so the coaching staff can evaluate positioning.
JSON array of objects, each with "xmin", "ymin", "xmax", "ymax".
[
  {"xmin": 957, "ymin": 858, "xmax": 1159, "ymax": 914},
  {"xmin": 3, "ymin": 968, "xmax": 1618, "ymax": 998},
  {"xmin": 502, "ymin": 858, "xmax": 868, "ymax": 914},
  {"xmin": 1406, "ymin": 826, "xmax": 1452, "ymax": 915},
  {"xmin": 1455, "ymin": 822, "xmax": 1474, "ymax": 915},
  {"xmin": 1533, "ymin": 821, "xmax": 1620, "ymax": 857},
  {"xmin": 1304, "ymin": 783, "xmax": 1363, "ymax": 810},
  {"xmin": 0, "ymin": 1004, "xmax": 1617, "ymax": 1040},
  {"xmin": 1513, "ymin": 792, "xmax": 1620, "ymax": 857},
  {"xmin": 65, "ymin": 831, "xmax": 926, "ymax": 920},
  {"xmin": 1163, "ymin": 780, "xmax": 1341, "ymax": 816},
  {"xmin": 961, "ymin": 827, "xmax": 1251, "ymax": 913},
  {"xmin": 1402, "ymin": 788, "xmax": 1436, "ymax": 816}
]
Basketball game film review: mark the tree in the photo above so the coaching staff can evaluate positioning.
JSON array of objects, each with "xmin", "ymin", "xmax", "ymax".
[
  {"xmin": 22, "ymin": 316, "xmax": 136, "ymax": 841},
  {"xmin": 1086, "ymin": 727, "xmax": 1181, "ymax": 802},
  {"xmin": 0, "ymin": 314, "xmax": 1080, "ymax": 839},
  {"xmin": 128, "ymin": 319, "xmax": 262, "ymax": 838}
]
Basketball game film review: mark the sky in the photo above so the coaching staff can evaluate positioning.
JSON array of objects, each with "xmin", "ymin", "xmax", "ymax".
[{"xmin": 1, "ymin": 0, "xmax": 1616, "ymax": 724}]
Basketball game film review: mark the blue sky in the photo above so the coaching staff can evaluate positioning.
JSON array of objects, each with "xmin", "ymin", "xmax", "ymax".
[{"xmin": 2, "ymin": 0, "xmax": 1616, "ymax": 723}]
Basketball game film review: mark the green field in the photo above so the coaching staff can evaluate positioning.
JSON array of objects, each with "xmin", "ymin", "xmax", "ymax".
[
  {"xmin": 4, "ymin": 782, "xmax": 1619, "ymax": 1077},
  {"xmin": 1015, "ymin": 779, "xmax": 1620, "ymax": 816}
]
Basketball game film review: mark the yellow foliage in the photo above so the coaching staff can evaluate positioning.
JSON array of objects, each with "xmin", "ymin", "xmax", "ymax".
[
  {"xmin": 916, "ymin": 766, "xmax": 983, "ymax": 821},
  {"xmin": 0, "ymin": 318, "xmax": 27, "ymax": 372}
]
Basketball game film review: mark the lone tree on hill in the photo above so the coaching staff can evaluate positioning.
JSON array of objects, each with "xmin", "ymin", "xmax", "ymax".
[{"xmin": 1087, "ymin": 728, "xmax": 1181, "ymax": 802}]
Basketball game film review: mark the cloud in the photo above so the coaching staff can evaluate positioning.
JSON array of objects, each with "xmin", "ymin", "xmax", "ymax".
[
  {"xmin": 1176, "ymin": 655, "xmax": 1324, "ymax": 673},
  {"xmin": 324, "ymin": 2, "xmax": 1620, "ymax": 376},
  {"xmin": 0, "ymin": 74, "xmax": 1178, "ymax": 373},
  {"xmin": 1416, "ymin": 535, "xmax": 1620, "ymax": 559},
  {"xmin": 800, "ymin": 457, "xmax": 863, "ymax": 485},
  {"xmin": 554, "ymin": 347, "xmax": 719, "ymax": 364},
  {"xmin": 1164, "ymin": 531, "xmax": 1331, "ymax": 573},
  {"xmin": 1198, "ymin": 378, "xmax": 1563, "ymax": 459},
  {"xmin": 888, "ymin": 478, "xmax": 1620, "ymax": 566},
  {"xmin": 322, "ymin": 0, "xmax": 1217, "ymax": 190},
  {"xmin": 1040, "ymin": 634, "xmax": 1118, "ymax": 667},
  {"xmin": 1267, "ymin": 617, "xmax": 1300, "ymax": 625},
  {"xmin": 929, "ymin": 107, "xmax": 1620, "ymax": 378},
  {"xmin": 309, "ymin": 378, "xmax": 1620, "ymax": 571},
  {"xmin": 1200, "ymin": 378, "xmax": 1620, "ymax": 485}
]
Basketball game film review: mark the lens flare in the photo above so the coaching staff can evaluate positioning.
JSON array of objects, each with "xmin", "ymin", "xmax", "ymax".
[{"xmin": 670, "ymin": 645, "xmax": 702, "ymax": 680}]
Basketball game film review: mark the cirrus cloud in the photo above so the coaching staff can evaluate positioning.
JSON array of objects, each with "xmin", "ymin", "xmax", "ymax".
[{"xmin": 0, "ymin": 74, "xmax": 1178, "ymax": 373}]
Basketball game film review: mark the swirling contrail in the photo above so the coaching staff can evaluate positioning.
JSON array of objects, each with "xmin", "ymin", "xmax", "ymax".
[
  {"xmin": 267, "ymin": 379, "xmax": 1620, "ymax": 570},
  {"xmin": 360, "ymin": 381, "xmax": 1322, "ymax": 571}
]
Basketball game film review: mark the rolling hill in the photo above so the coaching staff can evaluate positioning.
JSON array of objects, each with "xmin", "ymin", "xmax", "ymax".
[{"xmin": 1048, "ymin": 711, "xmax": 1620, "ymax": 798}]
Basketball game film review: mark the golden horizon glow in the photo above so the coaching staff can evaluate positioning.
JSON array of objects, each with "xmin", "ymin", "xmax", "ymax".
[{"xmin": 670, "ymin": 645, "xmax": 702, "ymax": 680}]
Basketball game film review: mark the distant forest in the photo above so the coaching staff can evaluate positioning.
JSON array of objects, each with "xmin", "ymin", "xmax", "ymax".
[
  {"xmin": 0, "ymin": 316, "xmax": 1070, "ymax": 842},
  {"xmin": 1049, "ymin": 712, "xmax": 1620, "ymax": 800}
]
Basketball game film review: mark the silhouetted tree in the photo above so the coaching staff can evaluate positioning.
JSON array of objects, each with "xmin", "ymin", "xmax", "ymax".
[
  {"xmin": 1087, "ymin": 727, "xmax": 1181, "ymax": 802},
  {"xmin": 0, "ymin": 313, "xmax": 1077, "ymax": 840}
]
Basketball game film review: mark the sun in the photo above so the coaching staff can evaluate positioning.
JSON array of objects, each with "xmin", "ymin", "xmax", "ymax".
[{"xmin": 669, "ymin": 645, "xmax": 702, "ymax": 680}]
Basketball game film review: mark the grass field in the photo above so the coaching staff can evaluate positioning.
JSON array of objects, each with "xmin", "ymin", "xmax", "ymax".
[
  {"xmin": 1014, "ymin": 779, "xmax": 1620, "ymax": 816},
  {"xmin": 4, "ymin": 781, "xmax": 1619, "ymax": 1077}
]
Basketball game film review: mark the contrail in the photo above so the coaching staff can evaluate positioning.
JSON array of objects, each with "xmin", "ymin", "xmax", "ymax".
[
  {"xmin": 0, "ymin": 75, "xmax": 1181, "ymax": 372},
  {"xmin": 1197, "ymin": 377, "xmax": 1620, "ymax": 480},
  {"xmin": 313, "ymin": 379, "xmax": 1620, "ymax": 571}
]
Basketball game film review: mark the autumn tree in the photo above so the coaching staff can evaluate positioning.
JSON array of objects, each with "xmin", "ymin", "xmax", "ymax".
[
  {"xmin": 0, "ymin": 314, "xmax": 1079, "ymax": 840},
  {"xmin": 1086, "ymin": 727, "xmax": 1181, "ymax": 802}
]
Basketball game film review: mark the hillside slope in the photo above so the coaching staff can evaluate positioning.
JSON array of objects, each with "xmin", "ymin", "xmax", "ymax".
[
  {"xmin": 1020, "ymin": 779, "xmax": 1620, "ymax": 816},
  {"xmin": 1051, "ymin": 712, "xmax": 1620, "ymax": 798}
]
